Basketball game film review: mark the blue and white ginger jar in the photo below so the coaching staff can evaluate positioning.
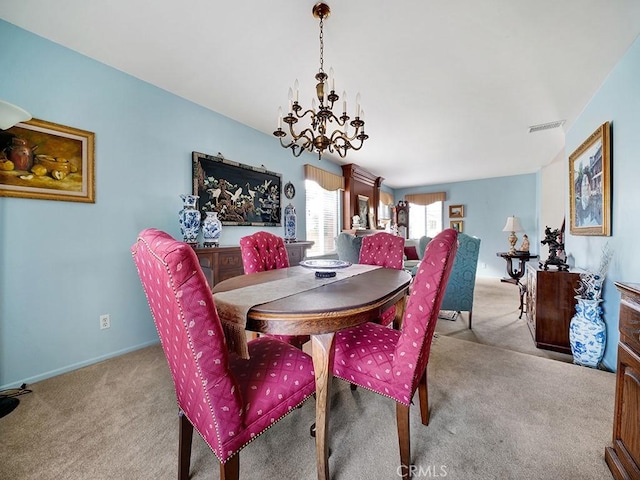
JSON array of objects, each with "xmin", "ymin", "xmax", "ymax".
[
  {"xmin": 202, "ymin": 211, "xmax": 222, "ymax": 247},
  {"xmin": 569, "ymin": 297, "xmax": 606, "ymax": 368},
  {"xmin": 179, "ymin": 194, "xmax": 201, "ymax": 245},
  {"xmin": 284, "ymin": 203, "xmax": 296, "ymax": 242}
]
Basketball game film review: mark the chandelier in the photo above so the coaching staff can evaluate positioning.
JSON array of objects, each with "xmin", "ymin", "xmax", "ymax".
[{"xmin": 273, "ymin": 2, "xmax": 368, "ymax": 160}]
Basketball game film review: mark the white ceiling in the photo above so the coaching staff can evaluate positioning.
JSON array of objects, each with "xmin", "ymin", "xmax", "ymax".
[{"xmin": 2, "ymin": 0, "xmax": 640, "ymax": 188}]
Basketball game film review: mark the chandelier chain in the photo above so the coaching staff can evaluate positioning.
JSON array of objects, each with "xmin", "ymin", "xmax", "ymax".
[{"xmin": 319, "ymin": 16, "xmax": 324, "ymax": 74}]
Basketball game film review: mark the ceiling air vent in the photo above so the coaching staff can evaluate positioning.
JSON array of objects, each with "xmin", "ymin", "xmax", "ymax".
[{"xmin": 528, "ymin": 120, "xmax": 566, "ymax": 133}]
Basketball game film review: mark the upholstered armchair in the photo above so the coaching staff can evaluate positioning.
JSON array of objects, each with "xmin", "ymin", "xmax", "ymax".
[
  {"xmin": 332, "ymin": 229, "xmax": 458, "ymax": 480},
  {"xmin": 358, "ymin": 232, "xmax": 405, "ymax": 326},
  {"xmin": 403, "ymin": 235, "xmax": 431, "ymax": 270},
  {"xmin": 132, "ymin": 229, "xmax": 315, "ymax": 480},
  {"xmin": 439, "ymin": 233, "xmax": 481, "ymax": 329},
  {"xmin": 335, "ymin": 232, "xmax": 363, "ymax": 264},
  {"xmin": 240, "ymin": 231, "xmax": 310, "ymax": 348}
]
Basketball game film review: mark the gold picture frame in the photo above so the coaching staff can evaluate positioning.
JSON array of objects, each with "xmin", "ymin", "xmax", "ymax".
[
  {"xmin": 449, "ymin": 204, "xmax": 464, "ymax": 218},
  {"xmin": 357, "ymin": 194, "xmax": 370, "ymax": 229},
  {"xmin": 450, "ymin": 220, "xmax": 463, "ymax": 233},
  {"xmin": 0, "ymin": 118, "xmax": 95, "ymax": 203},
  {"xmin": 569, "ymin": 121, "xmax": 611, "ymax": 236}
]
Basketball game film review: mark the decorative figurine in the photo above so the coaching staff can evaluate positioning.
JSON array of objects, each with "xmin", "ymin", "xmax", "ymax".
[
  {"xmin": 540, "ymin": 226, "xmax": 569, "ymax": 271},
  {"xmin": 518, "ymin": 234, "xmax": 530, "ymax": 253}
]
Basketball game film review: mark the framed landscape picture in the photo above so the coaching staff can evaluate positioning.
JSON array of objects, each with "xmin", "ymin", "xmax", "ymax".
[
  {"xmin": 569, "ymin": 121, "xmax": 611, "ymax": 236},
  {"xmin": 449, "ymin": 204, "xmax": 464, "ymax": 218},
  {"xmin": 192, "ymin": 151, "xmax": 282, "ymax": 226},
  {"xmin": 0, "ymin": 118, "xmax": 95, "ymax": 203}
]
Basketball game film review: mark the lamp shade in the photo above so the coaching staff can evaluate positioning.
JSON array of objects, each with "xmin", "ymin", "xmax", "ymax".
[
  {"xmin": 502, "ymin": 216, "xmax": 523, "ymax": 232},
  {"xmin": 0, "ymin": 100, "xmax": 32, "ymax": 130}
]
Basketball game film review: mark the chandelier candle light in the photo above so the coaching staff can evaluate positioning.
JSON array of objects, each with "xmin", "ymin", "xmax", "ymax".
[
  {"xmin": 502, "ymin": 215, "xmax": 523, "ymax": 255},
  {"xmin": 273, "ymin": 3, "xmax": 368, "ymax": 160}
]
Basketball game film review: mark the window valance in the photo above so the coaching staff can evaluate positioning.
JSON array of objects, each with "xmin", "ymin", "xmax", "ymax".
[
  {"xmin": 304, "ymin": 164, "xmax": 344, "ymax": 191},
  {"xmin": 379, "ymin": 191, "xmax": 394, "ymax": 206},
  {"xmin": 404, "ymin": 192, "xmax": 446, "ymax": 206}
]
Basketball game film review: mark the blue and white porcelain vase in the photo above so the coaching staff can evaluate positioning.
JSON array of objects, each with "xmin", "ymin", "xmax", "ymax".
[
  {"xmin": 569, "ymin": 297, "xmax": 606, "ymax": 368},
  {"xmin": 284, "ymin": 203, "xmax": 296, "ymax": 242},
  {"xmin": 202, "ymin": 211, "xmax": 222, "ymax": 247},
  {"xmin": 179, "ymin": 194, "xmax": 201, "ymax": 246}
]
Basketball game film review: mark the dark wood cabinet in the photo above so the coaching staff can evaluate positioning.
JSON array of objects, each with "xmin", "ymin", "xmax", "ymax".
[
  {"xmin": 525, "ymin": 264, "xmax": 580, "ymax": 354},
  {"xmin": 341, "ymin": 163, "xmax": 384, "ymax": 231},
  {"xmin": 194, "ymin": 241, "xmax": 313, "ymax": 288},
  {"xmin": 606, "ymin": 282, "xmax": 640, "ymax": 480}
]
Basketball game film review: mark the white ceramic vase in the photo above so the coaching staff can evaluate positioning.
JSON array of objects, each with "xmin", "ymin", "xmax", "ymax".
[{"xmin": 202, "ymin": 211, "xmax": 222, "ymax": 247}]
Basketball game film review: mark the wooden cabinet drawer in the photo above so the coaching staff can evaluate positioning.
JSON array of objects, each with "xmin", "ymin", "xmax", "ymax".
[
  {"xmin": 217, "ymin": 251, "xmax": 243, "ymax": 273},
  {"xmin": 619, "ymin": 289, "xmax": 640, "ymax": 355}
]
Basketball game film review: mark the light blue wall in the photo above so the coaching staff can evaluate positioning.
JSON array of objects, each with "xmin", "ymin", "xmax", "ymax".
[
  {"xmin": 565, "ymin": 35, "xmax": 640, "ymax": 371},
  {"xmin": 395, "ymin": 173, "xmax": 538, "ymax": 279},
  {"xmin": 0, "ymin": 20, "xmax": 339, "ymax": 389},
  {"xmin": 4, "ymin": 17, "xmax": 633, "ymax": 387}
]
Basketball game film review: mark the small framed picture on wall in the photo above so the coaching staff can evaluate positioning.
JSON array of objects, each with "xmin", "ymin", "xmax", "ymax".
[
  {"xmin": 449, "ymin": 204, "xmax": 464, "ymax": 218},
  {"xmin": 450, "ymin": 220, "xmax": 463, "ymax": 233}
]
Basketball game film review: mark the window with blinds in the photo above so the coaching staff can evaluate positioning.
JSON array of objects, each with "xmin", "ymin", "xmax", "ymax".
[
  {"xmin": 305, "ymin": 179, "xmax": 341, "ymax": 256},
  {"xmin": 409, "ymin": 201, "xmax": 443, "ymax": 238}
]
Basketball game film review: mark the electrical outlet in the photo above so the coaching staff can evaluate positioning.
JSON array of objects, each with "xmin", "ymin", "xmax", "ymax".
[{"xmin": 100, "ymin": 314, "xmax": 111, "ymax": 330}]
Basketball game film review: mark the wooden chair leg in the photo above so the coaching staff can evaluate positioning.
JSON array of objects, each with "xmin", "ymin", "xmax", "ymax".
[
  {"xmin": 178, "ymin": 411, "xmax": 193, "ymax": 480},
  {"xmin": 417, "ymin": 370, "xmax": 429, "ymax": 426},
  {"xmin": 468, "ymin": 310, "xmax": 473, "ymax": 329},
  {"xmin": 220, "ymin": 455, "xmax": 240, "ymax": 480},
  {"xmin": 396, "ymin": 403, "xmax": 411, "ymax": 480}
]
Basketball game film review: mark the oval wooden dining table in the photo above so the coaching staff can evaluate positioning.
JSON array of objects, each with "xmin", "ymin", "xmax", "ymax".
[{"xmin": 212, "ymin": 265, "xmax": 412, "ymax": 480}]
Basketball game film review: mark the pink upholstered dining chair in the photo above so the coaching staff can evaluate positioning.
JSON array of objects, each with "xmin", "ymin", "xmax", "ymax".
[
  {"xmin": 239, "ymin": 231, "xmax": 310, "ymax": 349},
  {"xmin": 358, "ymin": 232, "xmax": 405, "ymax": 326},
  {"xmin": 132, "ymin": 229, "xmax": 315, "ymax": 480},
  {"xmin": 333, "ymin": 229, "xmax": 458, "ymax": 479}
]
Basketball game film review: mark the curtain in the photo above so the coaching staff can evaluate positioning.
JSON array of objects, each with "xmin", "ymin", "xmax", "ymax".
[
  {"xmin": 379, "ymin": 190, "xmax": 394, "ymax": 206},
  {"xmin": 405, "ymin": 192, "xmax": 446, "ymax": 206},
  {"xmin": 304, "ymin": 164, "xmax": 344, "ymax": 191}
]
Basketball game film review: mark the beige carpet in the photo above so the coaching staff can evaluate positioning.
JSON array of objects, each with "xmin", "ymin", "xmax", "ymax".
[
  {"xmin": 0, "ymin": 277, "xmax": 616, "ymax": 479},
  {"xmin": 436, "ymin": 277, "xmax": 575, "ymax": 363}
]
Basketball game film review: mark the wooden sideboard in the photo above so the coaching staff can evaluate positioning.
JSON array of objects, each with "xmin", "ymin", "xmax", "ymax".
[
  {"xmin": 524, "ymin": 264, "xmax": 580, "ymax": 354},
  {"xmin": 194, "ymin": 241, "xmax": 313, "ymax": 288},
  {"xmin": 606, "ymin": 282, "xmax": 640, "ymax": 480}
]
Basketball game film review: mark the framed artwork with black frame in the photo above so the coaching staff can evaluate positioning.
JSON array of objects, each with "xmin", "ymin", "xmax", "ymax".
[
  {"xmin": 569, "ymin": 121, "xmax": 611, "ymax": 236},
  {"xmin": 192, "ymin": 151, "xmax": 282, "ymax": 226}
]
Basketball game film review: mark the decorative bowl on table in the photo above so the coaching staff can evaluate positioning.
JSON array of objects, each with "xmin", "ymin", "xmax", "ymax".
[{"xmin": 299, "ymin": 259, "xmax": 352, "ymax": 278}]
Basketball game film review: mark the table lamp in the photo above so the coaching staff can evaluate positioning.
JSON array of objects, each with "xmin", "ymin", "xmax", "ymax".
[
  {"xmin": 0, "ymin": 99, "xmax": 32, "ymax": 130},
  {"xmin": 502, "ymin": 215, "xmax": 523, "ymax": 255}
]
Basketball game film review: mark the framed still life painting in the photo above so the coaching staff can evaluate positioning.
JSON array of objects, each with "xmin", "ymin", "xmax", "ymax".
[
  {"xmin": 0, "ymin": 118, "xmax": 95, "ymax": 203},
  {"xmin": 569, "ymin": 121, "xmax": 611, "ymax": 236}
]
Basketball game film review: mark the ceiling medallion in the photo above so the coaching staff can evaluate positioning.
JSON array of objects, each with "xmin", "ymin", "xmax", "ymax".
[{"xmin": 273, "ymin": 3, "xmax": 368, "ymax": 160}]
